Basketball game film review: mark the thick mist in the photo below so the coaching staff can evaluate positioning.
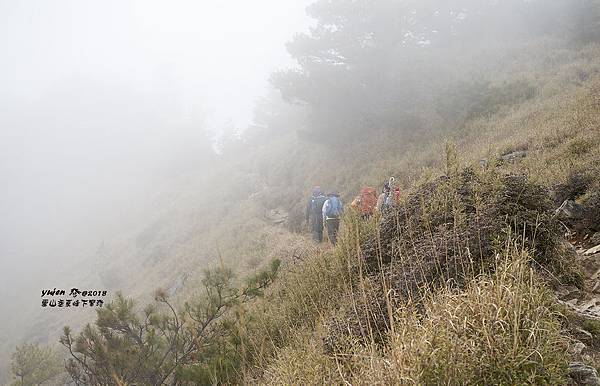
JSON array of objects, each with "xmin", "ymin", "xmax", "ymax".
[
  {"xmin": 1, "ymin": 0, "xmax": 595, "ymax": 381},
  {"xmin": 0, "ymin": 0, "xmax": 311, "ymax": 365}
]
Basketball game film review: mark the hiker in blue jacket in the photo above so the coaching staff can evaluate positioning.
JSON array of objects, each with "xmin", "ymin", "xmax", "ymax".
[
  {"xmin": 322, "ymin": 192, "xmax": 343, "ymax": 245},
  {"xmin": 306, "ymin": 186, "xmax": 327, "ymax": 242}
]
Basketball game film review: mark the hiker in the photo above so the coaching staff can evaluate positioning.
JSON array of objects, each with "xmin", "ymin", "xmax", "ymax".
[
  {"xmin": 377, "ymin": 178, "xmax": 401, "ymax": 212},
  {"xmin": 376, "ymin": 181, "xmax": 391, "ymax": 212},
  {"xmin": 323, "ymin": 191, "xmax": 343, "ymax": 245},
  {"xmin": 306, "ymin": 186, "xmax": 327, "ymax": 242},
  {"xmin": 351, "ymin": 186, "xmax": 378, "ymax": 218}
]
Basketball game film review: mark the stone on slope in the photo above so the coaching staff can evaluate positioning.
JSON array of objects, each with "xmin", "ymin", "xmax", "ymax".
[
  {"xmin": 569, "ymin": 362, "xmax": 600, "ymax": 386},
  {"xmin": 557, "ymin": 200, "xmax": 585, "ymax": 222},
  {"xmin": 584, "ymin": 245, "xmax": 600, "ymax": 256},
  {"xmin": 500, "ymin": 150, "xmax": 527, "ymax": 163},
  {"xmin": 266, "ymin": 208, "xmax": 289, "ymax": 225}
]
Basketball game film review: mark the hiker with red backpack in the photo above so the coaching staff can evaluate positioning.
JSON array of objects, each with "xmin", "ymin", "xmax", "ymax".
[
  {"xmin": 306, "ymin": 186, "xmax": 328, "ymax": 242},
  {"xmin": 351, "ymin": 186, "xmax": 378, "ymax": 218},
  {"xmin": 322, "ymin": 191, "xmax": 344, "ymax": 245}
]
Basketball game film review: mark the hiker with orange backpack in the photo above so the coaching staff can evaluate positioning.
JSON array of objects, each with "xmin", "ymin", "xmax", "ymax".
[{"xmin": 351, "ymin": 186, "xmax": 378, "ymax": 218}]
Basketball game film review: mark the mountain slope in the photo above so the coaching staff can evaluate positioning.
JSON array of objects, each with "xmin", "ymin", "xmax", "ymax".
[
  {"xmin": 37, "ymin": 40, "xmax": 600, "ymax": 385},
  {"xmin": 5, "ymin": 11, "xmax": 600, "ymax": 385}
]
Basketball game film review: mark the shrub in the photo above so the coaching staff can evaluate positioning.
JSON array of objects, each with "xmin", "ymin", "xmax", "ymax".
[
  {"xmin": 381, "ymin": 250, "xmax": 568, "ymax": 385},
  {"xmin": 10, "ymin": 343, "xmax": 64, "ymax": 386},
  {"xmin": 265, "ymin": 249, "xmax": 569, "ymax": 385}
]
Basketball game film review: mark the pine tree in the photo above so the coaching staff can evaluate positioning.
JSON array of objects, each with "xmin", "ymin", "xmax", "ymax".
[
  {"xmin": 10, "ymin": 343, "xmax": 63, "ymax": 386},
  {"xmin": 60, "ymin": 260, "xmax": 280, "ymax": 385}
]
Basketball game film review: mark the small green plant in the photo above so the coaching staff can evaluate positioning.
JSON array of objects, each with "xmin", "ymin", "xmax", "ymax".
[
  {"xmin": 10, "ymin": 343, "xmax": 64, "ymax": 386},
  {"xmin": 583, "ymin": 319, "xmax": 600, "ymax": 338},
  {"xmin": 59, "ymin": 259, "xmax": 281, "ymax": 385}
]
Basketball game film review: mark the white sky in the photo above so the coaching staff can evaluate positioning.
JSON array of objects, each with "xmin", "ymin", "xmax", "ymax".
[
  {"xmin": 0, "ymin": 0, "xmax": 312, "ymax": 254},
  {"xmin": 0, "ymin": 0, "xmax": 311, "ymax": 133}
]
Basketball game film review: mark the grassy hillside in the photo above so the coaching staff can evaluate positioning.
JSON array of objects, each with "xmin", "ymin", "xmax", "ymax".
[
  {"xmin": 75, "ymin": 40, "xmax": 600, "ymax": 311},
  {"xmin": 221, "ymin": 43, "xmax": 600, "ymax": 384},
  {"xmin": 5, "ymin": 23, "xmax": 600, "ymax": 386}
]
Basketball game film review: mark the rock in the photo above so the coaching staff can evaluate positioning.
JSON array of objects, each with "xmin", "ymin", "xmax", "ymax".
[
  {"xmin": 552, "ymin": 173, "xmax": 593, "ymax": 205},
  {"xmin": 583, "ymin": 193, "xmax": 600, "ymax": 231},
  {"xmin": 479, "ymin": 158, "xmax": 489, "ymax": 168},
  {"xmin": 500, "ymin": 150, "xmax": 527, "ymax": 163},
  {"xmin": 570, "ymin": 341, "xmax": 587, "ymax": 356},
  {"xmin": 585, "ymin": 245, "xmax": 600, "ymax": 256},
  {"xmin": 557, "ymin": 285, "xmax": 582, "ymax": 301},
  {"xmin": 575, "ymin": 297, "xmax": 600, "ymax": 318},
  {"xmin": 575, "ymin": 328, "xmax": 595, "ymax": 343},
  {"xmin": 266, "ymin": 208, "xmax": 289, "ymax": 225},
  {"xmin": 572, "ymin": 193, "xmax": 600, "ymax": 234},
  {"xmin": 569, "ymin": 362, "xmax": 600, "ymax": 386},
  {"xmin": 557, "ymin": 200, "xmax": 586, "ymax": 221},
  {"xmin": 579, "ymin": 255, "xmax": 600, "ymax": 279}
]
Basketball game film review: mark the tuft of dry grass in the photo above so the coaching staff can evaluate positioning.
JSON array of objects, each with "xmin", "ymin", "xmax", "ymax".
[
  {"xmin": 263, "ymin": 248, "xmax": 569, "ymax": 385},
  {"xmin": 385, "ymin": 252, "xmax": 567, "ymax": 385}
]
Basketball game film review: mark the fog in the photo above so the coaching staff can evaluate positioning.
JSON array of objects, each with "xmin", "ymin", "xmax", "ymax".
[
  {"xmin": 1, "ymin": 0, "xmax": 594, "ymax": 379},
  {"xmin": 0, "ymin": 0, "xmax": 311, "ymax": 349}
]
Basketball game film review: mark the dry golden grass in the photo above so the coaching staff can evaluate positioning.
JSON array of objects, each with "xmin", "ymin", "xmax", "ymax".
[
  {"xmin": 234, "ymin": 44, "xmax": 600, "ymax": 384},
  {"xmin": 262, "ymin": 247, "xmax": 568, "ymax": 385},
  {"xmin": 18, "ymin": 39, "xmax": 600, "ymax": 385}
]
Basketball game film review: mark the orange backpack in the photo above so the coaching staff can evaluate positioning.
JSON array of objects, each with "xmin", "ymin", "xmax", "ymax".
[{"xmin": 359, "ymin": 187, "xmax": 377, "ymax": 215}]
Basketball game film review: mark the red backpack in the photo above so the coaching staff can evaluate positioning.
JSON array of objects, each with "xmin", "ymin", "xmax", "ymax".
[{"xmin": 359, "ymin": 187, "xmax": 377, "ymax": 215}]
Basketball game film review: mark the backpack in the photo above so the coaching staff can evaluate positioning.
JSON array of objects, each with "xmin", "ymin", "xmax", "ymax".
[
  {"xmin": 311, "ymin": 195, "xmax": 327, "ymax": 217},
  {"xmin": 393, "ymin": 186, "xmax": 401, "ymax": 203},
  {"xmin": 359, "ymin": 187, "xmax": 377, "ymax": 215},
  {"xmin": 326, "ymin": 196, "xmax": 342, "ymax": 218}
]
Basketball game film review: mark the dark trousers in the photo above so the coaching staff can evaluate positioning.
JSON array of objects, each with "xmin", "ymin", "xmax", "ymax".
[
  {"xmin": 311, "ymin": 218, "xmax": 324, "ymax": 242},
  {"xmin": 325, "ymin": 218, "xmax": 340, "ymax": 245}
]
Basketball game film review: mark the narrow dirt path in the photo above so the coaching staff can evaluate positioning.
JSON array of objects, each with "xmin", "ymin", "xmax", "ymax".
[
  {"xmin": 556, "ymin": 241, "xmax": 600, "ymax": 386},
  {"xmin": 558, "ymin": 244, "xmax": 600, "ymax": 319}
]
